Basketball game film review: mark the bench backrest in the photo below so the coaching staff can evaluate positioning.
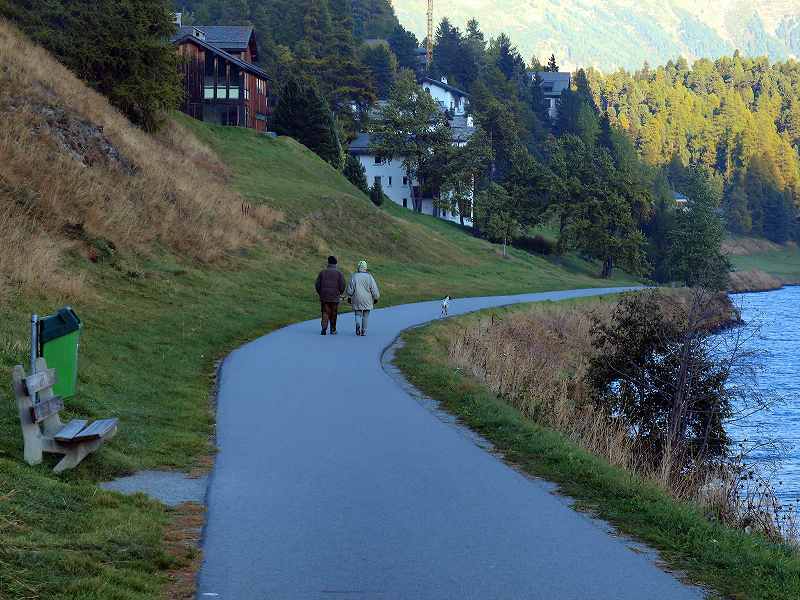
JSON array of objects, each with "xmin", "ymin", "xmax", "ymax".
[{"xmin": 13, "ymin": 357, "xmax": 65, "ymax": 440}]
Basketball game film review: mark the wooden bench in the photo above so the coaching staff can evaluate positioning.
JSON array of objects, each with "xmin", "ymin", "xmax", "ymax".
[{"xmin": 12, "ymin": 357, "xmax": 117, "ymax": 473}]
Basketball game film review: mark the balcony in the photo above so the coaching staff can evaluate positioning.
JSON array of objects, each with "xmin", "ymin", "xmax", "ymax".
[{"xmin": 203, "ymin": 85, "xmax": 242, "ymax": 101}]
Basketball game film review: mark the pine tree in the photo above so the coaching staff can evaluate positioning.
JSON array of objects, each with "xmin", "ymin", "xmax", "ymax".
[
  {"xmin": 272, "ymin": 76, "xmax": 343, "ymax": 168},
  {"xmin": 388, "ymin": 25, "xmax": 419, "ymax": 71},
  {"xmin": 370, "ymin": 178, "xmax": 384, "ymax": 206},
  {"xmin": 360, "ymin": 42, "xmax": 397, "ymax": 99},
  {"xmin": 344, "ymin": 154, "xmax": 369, "ymax": 194},
  {"xmin": 546, "ymin": 53, "xmax": 559, "ymax": 72},
  {"xmin": 1, "ymin": 0, "xmax": 182, "ymax": 131}
]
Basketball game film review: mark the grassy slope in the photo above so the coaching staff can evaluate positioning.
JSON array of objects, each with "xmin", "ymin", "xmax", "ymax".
[
  {"xmin": 729, "ymin": 246, "xmax": 800, "ymax": 285},
  {"xmin": 395, "ymin": 304, "xmax": 800, "ymax": 600},
  {"xmin": 0, "ymin": 114, "xmax": 635, "ymax": 599}
]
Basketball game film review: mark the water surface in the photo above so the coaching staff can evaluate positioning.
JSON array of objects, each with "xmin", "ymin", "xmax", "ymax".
[{"xmin": 728, "ymin": 286, "xmax": 800, "ymax": 506}]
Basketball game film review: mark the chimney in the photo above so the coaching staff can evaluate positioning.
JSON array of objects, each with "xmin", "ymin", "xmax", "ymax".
[{"xmin": 174, "ymin": 12, "xmax": 182, "ymax": 28}]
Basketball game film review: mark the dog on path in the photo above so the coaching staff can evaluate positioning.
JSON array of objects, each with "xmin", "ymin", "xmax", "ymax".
[{"xmin": 441, "ymin": 296, "xmax": 451, "ymax": 318}]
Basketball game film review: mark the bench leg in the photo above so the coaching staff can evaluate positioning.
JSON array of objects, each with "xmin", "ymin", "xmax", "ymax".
[
  {"xmin": 13, "ymin": 365, "xmax": 43, "ymax": 466},
  {"xmin": 52, "ymin": 439, "xmax": 102, "ymax": 474}
]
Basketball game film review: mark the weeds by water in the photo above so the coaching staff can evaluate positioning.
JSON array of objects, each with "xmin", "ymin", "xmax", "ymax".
[{"xmin": 448, "ymin": 290, "xmax": 796, "ymax": 542}]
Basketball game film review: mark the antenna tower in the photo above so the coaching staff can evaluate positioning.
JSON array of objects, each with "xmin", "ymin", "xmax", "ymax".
[{"xmin": 426, "ymin": 0, "xmax": 433, "ymax": 70}]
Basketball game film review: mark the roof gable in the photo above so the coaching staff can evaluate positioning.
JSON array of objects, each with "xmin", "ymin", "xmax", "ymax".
[
  {"xmin": 421, "ymin": 77, "xmax": 469, "ymax": 98},
  {"xmin": 173, "ymin": 34, "xmax": 270, "ymax": 81}
]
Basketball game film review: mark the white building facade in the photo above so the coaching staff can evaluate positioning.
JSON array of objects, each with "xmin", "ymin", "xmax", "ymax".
[
  {"xmin": 349, "ymin": 78, "xmax": 476, "ymax": 226},
  {"xmin": 349, "ymin": 131, "xmax": 474, "ymax": 227},
  {"xmin": 421, "ymin": 77, "xmax": 469, "ymax": 116}
]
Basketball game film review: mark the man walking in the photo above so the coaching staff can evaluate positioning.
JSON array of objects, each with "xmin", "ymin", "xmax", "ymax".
[{"xmin": 315, "ymin": 256, "xmax": 346, "ymax": 336}]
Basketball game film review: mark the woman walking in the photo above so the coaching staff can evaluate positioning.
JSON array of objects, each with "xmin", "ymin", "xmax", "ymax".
[{"xmin": 346, "ymin": 260, "xmax": 380, "ymax": 337}]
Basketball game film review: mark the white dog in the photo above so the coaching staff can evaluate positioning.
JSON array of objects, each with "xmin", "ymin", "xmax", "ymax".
[{"xmin": 441, "ymin": 296, "xmax": 451, "ymax": 318}]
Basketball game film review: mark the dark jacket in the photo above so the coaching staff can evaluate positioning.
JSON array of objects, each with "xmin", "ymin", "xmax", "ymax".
[{"xmin": 315, "ymin": 265, "xmax": 346, "ymax": 303}]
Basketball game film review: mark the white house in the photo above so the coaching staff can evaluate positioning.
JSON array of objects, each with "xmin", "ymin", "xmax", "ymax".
[
  {"xmin": 349, "ymin": 113, "xmax": 477, "ymax": 227},
  {"xmin": 421, "ymin": 77, "xmax": 469, "ymax": 116},
  {"xmin": 534, "ymin": 72, "xmax": 571, "ymax": 120}
]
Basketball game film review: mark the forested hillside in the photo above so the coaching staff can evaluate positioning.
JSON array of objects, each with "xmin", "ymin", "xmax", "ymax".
[
  {"xmin": 583, "ymin": 55, "xmax": 800, "ymax": 244},
  {"xmin": 394, "ymin": 0, "xmax": 800, "ymax": 72},
  {"xmin": 3, "ymin": 0, "xmax": 795, "ymax": 285}
]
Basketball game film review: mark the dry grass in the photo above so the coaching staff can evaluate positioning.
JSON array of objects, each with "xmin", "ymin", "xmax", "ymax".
[
  {"xmin": 722, "ymin": 237, "xmax": 784, "ymax": 256},
  {"xmin": 447, "ymin": 295, "xmax": 792, "ymax": 539},
  {"xmin": 0, "ymin": 19, "xmax": 282, "ymax": 297},
  {"xmin": 729, "ymin": 269, "xmax": 784, "ymax": 292}
]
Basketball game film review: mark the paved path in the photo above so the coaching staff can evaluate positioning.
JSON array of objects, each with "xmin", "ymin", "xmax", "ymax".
[{"xmin": 198, "ymin": 288, "xmax": 704, "ymax": 600}]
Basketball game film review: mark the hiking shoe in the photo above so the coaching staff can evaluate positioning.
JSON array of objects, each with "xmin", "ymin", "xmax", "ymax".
[
  {"xmin": 321, "ymin": 329, "xmax": 327, "ymax": 336},
  {"xmin": 355, "ymin": 325, "xmax": 361, "ymax": 336},
  {"xmin": 331, "ymin": 330, "xmax": 338, "ymax": 335}
]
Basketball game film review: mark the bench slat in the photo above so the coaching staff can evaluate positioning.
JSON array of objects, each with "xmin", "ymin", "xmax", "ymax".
[
  {"xmin": 24, "ymin": 369, "xmax": 56, "ymax": 395},
  {"xmin": 30, "ymin": 396, "xmax": 64, "ymax": 423},
  {"xmin": 73, "ymin": 418, "xmax": 118, "ymax": 442},
  {"xmin": 54, "ymin": 419, "xmax": 88, "ymax": 442}
]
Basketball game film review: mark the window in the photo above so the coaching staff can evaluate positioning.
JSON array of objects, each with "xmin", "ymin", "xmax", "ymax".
[
  {"xmin": 388, "ymin": 176, "xmax": 392, "ymax": 186},
  {"xmin": 403, "ymin": 176, "xmax": 408, "ymax": 185},
  {"xmin": 374, "ymin": 156, "xmax": 381, "ymax": 165},
  {"xmin": 403, "ymin": 198, "xmax": 408, "ymax": 208},
  {"xmin": 374, "ymin": 176, "xmax": 381, "ymax": 186}
]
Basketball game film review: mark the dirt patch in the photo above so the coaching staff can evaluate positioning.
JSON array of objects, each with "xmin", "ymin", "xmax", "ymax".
[
  {"xmin": 163, "ymin": 502, "xmax": 205, "ymax": 600},
  {"xmin": 31, "ymin": 104, "xmax": 137, "ymax": 174}
]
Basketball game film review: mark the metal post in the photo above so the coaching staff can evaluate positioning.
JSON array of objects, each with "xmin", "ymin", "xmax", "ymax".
[{"xmin": 30, "ymin": 314, "xmax": 38, "ymax": 374}]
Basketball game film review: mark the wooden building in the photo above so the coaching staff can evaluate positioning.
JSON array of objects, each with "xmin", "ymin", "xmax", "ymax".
[{"xmin": 172, "ymin": 26, "xmax": 271, "ymax": 132}]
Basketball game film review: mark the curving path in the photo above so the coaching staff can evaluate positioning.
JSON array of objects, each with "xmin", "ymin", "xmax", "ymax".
[{"xmin": 198, "ymin": 288, "xmax": 704, "ymax": 600}]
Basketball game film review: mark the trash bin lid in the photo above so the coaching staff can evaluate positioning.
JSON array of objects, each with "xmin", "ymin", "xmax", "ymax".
[{"xmin": 39, "ymin": 307, "xmax": 81, "ymax": 344}]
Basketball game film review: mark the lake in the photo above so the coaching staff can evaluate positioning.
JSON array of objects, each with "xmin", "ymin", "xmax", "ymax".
[{"xmin": 728, "ymin": 286, "xmax": 800, "ymax": 507}]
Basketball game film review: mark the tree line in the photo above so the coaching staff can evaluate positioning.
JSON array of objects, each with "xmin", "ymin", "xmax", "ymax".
[
  {"xmin": 4, "ymin": 0, "xmax": 795, "ymax": 286},
  {"xmin": 583, "ymin": 54, "xmax": 800, "ymax": 245}
]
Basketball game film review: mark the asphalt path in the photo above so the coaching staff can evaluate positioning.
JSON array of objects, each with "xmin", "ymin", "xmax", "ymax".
[{"xmin": 198, "ymin": 287, "xmax": 704, "ymax": 600}]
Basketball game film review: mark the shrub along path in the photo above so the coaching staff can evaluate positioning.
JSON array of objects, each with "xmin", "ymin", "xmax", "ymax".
[{"xmin": 198, "ymin": 286, "xmax": 704, "ymax": 600}]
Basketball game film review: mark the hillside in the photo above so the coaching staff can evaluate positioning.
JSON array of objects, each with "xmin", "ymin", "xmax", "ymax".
[
  {"xmin": 394, "ymin": 0, "xmax": 800, "ymax": 71},
  {"xmin": 0, "ymin": 20, "xmax": 632, "ymax": 599}
]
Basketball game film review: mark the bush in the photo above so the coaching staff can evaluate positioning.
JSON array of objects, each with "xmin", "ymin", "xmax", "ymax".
[
  {"xmin": 513, "ymin": 234, "xmax": 556, "ymax": 255},
  {"xmin": 370, "ymin": 179, "xmax": 384, "ymax": 206},
  {"xmin": 588, "ymin": 290, "xmax": 733, "ymax": 467}
]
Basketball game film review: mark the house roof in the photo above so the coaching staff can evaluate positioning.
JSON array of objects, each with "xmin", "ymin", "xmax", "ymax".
[
  {"xmin": 534, "ymin": 71, "xmax": 571, "ymax": 95},
  {"xmin": 449, "ymin": 114, "xmax": 476, "ymax": 144},
  {"xmin": 672, "ymin": 191, "xmax": 690, "ymax": 202},
  {"xmin": 349, "ymin": 132, "xmax": 375, "ymax": 155},
  {"xmin": 175, "ymin": 26, "xmax": 254, "ymax": 50},
  {"xmin": 421, "ymin": 77, "xmax": 469, "ymax": 98},
  {"xmin": 173, "ymin": 33, "xmax": 271, "ymax": 80},
  {"xmin": 173, "ymin": 25, "xmax": 257, "ymax": 60}
]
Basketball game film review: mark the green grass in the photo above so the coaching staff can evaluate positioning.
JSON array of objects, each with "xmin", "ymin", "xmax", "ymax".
[
  {"xmin": 0, "ymin": 117, "xmax": 637, "ymax": 599},
  {"xmin": 394, "ymin": 304, "xmax": 800, "ymax": 600},
  {"xmin": 730, "ymin": 246, "xmax": 800, "ymax": 284}
]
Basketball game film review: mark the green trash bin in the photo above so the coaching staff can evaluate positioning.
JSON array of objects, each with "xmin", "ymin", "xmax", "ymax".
[{"xmin": 38, "ymin": 307, "xmax": 82, "ymax": 398}]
